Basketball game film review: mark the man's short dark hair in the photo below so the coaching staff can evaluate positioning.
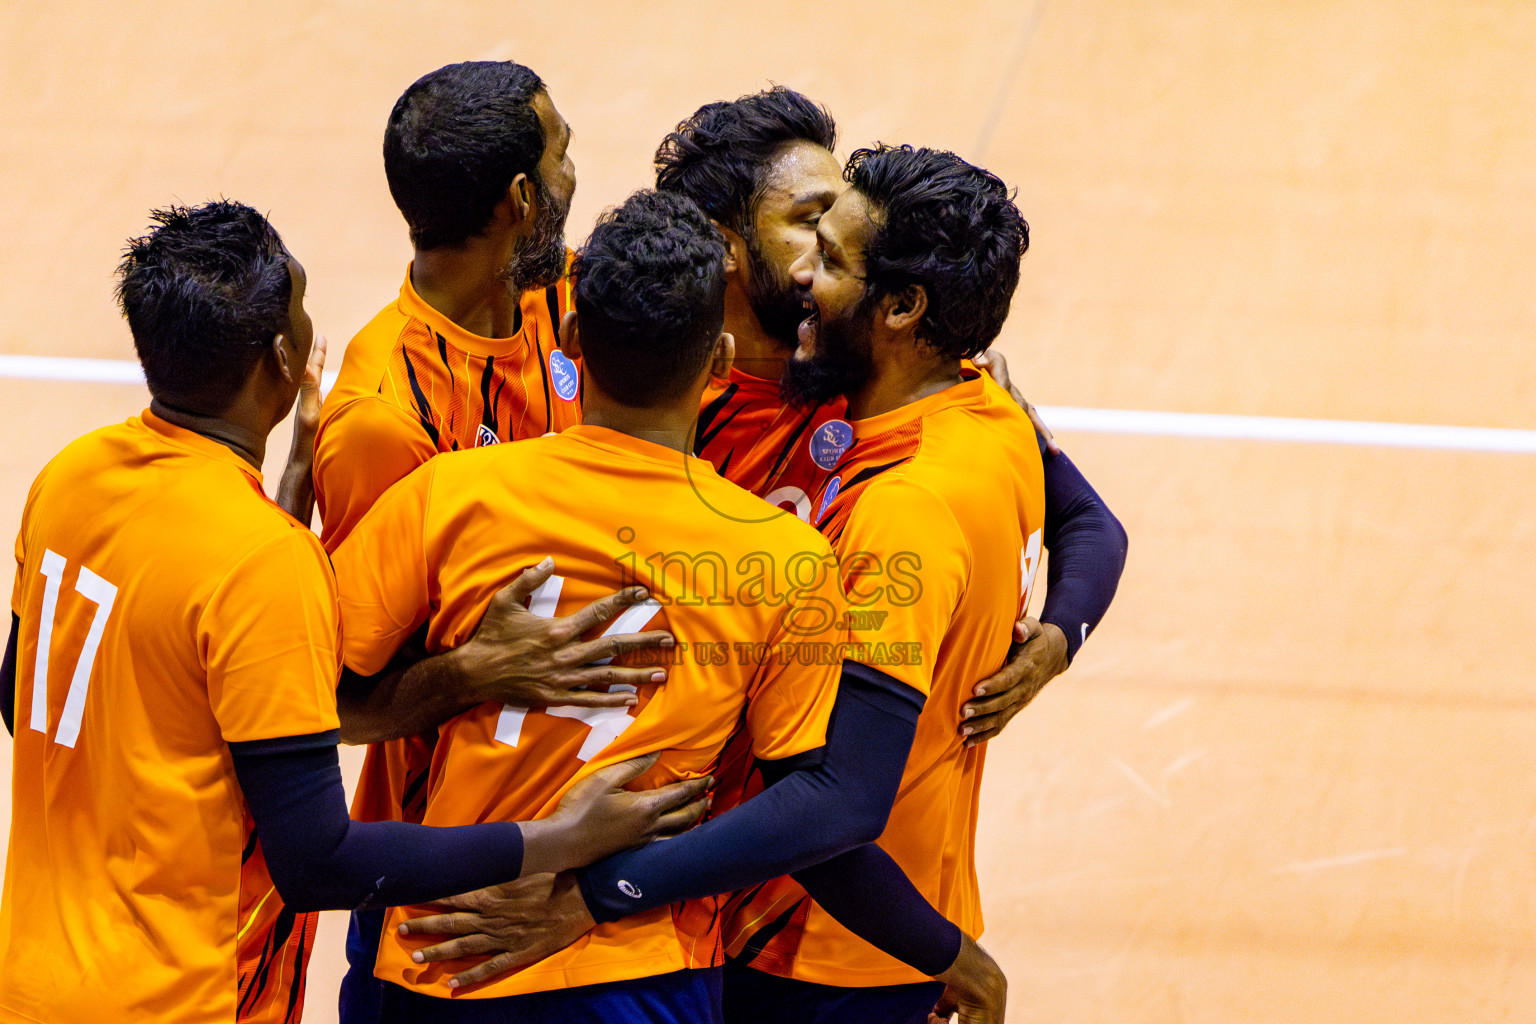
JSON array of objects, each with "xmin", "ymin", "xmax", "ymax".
[
  {"xmin": 116, "ymin": 200, "xmax": 291, "ymax": 413},
  {"xmin": 845, "ymin": 145, "xmax": 1029, "ymax": 360},
  {"xmin": 384, "ymin": 61, "xmax": 546, "ymax": 250},
  {"xmin": 655, "ymin": 86, "xmax": 836, "ymax": 239},
  {"xmin": 572, "ymin": 191, "xmax": 727, "ymax": 407}
]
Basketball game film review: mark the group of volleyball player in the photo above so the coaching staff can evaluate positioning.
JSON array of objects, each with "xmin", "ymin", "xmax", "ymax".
[{"xmin": 0, "ymin": 60, "xmax": 1126, "ymax": 1024}]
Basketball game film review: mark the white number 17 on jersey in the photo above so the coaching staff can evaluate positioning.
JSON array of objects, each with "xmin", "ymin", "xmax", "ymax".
[
  {"xmin": 30, "ymin": 549, "xmax": 119, "ymax": 749},
  {"xmin": 493, "ymin": 574, "xmax": 661, "ymax": 762}
]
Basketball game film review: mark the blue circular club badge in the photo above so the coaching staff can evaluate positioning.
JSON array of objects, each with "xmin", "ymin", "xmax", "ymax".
[
  {"xmin": 549, "ymin": 350, "xmax": 580, "ymax": 402},
  {"xmin": 808, "ymin": 419, "xmax": 854, "ymax": 471}
]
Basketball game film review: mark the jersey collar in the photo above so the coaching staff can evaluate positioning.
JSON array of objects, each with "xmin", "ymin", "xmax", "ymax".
[
  {"xmin": 563, "ymin": 423, "xmax": 717, "ymax": 475},
  {"xmin": 139, "ymin": 407, "xmax": 265, "ymax": 483},
  {"xmin": 848, "ymin": 369, "xmax": 985, "ymax": 440},
  {"xmin": 397, "ymin": 264, "xmax": 533, "ymax": 360}
]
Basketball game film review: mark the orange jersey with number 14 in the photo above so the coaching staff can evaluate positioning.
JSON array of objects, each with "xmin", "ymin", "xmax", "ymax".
[
  {"xmin": 331, "ymin": 424, "xmax": 848, "ymax": 999},
  {"xmin": 0, "ymin": 411, "xmax": 341, "ymax": 1024},
  {"xmin": 723, "ymin": 370, "xmax": 1046, "ymax": 987}
]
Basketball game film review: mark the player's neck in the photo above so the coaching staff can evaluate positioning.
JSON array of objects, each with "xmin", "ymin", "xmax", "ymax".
[
  {"xmin": 149, "ymin": 398, "xmax": 267, "ymax": 470},
  {"xmin": 582, "ymin": 393, "xmax": 700, "ymax": 456},
  {"xmin": 411, "ymin": 247, "xmax": 522, "ymax": 339},
  {"xmin": 722, "ymin": 294, "xmax": 793, "ymax": 382},
  {"xmin": 845, "ymin": 354, "xmax": 963, "ymax": 421}
]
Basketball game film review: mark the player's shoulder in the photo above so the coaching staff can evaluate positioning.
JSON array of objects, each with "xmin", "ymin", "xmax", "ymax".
[
  {"xmin": 319, "ymin": 296, "xmax": 429, "ymax": 416},
  {"xmin": 849, "ymin": 470, "xmax": 964, "ymax": 536},
  {"xmin": 413, "ymin": 432, "xmax": 559, "ymax": 487},
  {"xmin": 316, "ymin": 385, "xmax": 429, "ymax": 451},
  {"xmin": 905, "ymin": 381, "xmax": 1037, "ymax": 482}
]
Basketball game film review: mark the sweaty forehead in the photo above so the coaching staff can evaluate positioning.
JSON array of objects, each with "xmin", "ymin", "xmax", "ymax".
[{"xmin": 758, "ymin": 140, "xmax": 843, "ymax": 205}]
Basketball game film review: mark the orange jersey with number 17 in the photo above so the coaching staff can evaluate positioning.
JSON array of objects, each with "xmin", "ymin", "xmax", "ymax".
[
  {"xmin": 0, "ymin": 411, "xmax": 341, "ymax": 1024},
  {"xmin": 723, "ymin": 370, "xmax": 1047, "ymax": 987},
  {"xmin": 331, "ymin": 424, "xmax": 848, "ymax": 999}
]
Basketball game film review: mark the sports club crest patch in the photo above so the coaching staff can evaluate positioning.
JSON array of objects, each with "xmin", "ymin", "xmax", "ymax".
[
  {"xmin": 476, "ymin": 424, "xmax": 499, "ymax": 447},
  {"xmin": 549, "ymin": 350, "xmax": 580, "ymax": 401},
  {"xmin": 808, "ymin": 419, "xmax": 853, "ymax": 471}
]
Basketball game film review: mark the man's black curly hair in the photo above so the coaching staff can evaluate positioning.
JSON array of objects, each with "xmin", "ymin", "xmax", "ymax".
[
  {"xmin": 572, "ymin": 190, "xmax": 727, "ymax": 406},
  {"xmin": 655, "ymin": 86, "xmax": 836, "ymax": 238},
  {"xmin": 845, "ymin": 144, "xmax": 1029, "ymax": 360},
  {"xmin": 116, "ymin": 199, "xmax": 292, "ymax": 413},
  {"xmin": 384, "ymin": 61, "xmax": 547, "ymax": 250}
]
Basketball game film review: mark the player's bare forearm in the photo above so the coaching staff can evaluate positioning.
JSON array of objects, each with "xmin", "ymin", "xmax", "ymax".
[
  {"xmin": 336, "ymin": 645, "xmax": 477, "ymax": 745},
  {"xmin": 961, "ymin": 618, "xmax": 1069, "ymax": 747},
  {"xmin": 275, "ymin": 333, "xmax": 326, "ymax": 525},
  {"xmin": 274, "ymin": 458, "xmax": 316, "ymax": 526}
]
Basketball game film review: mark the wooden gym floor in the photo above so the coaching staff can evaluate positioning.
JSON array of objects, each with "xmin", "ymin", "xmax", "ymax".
[{"xmin": 2, "ymin": 3, "xmax": 1533, "ymax": 1020}]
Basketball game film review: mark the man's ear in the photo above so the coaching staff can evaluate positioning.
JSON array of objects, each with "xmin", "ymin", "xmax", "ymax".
[
  {"xmin": 501, "ymin": 173, "xmax": 534, "ymax": 230},
  {"xmin": 883, "ymin": 284, "xmax": 927, "ymax": 333},
  {"xmin": 709, "ymin": 331, "xmax": 736, "ymax": 381},
  {"xmin": 271, "ymin": 332, "xmax": 299, "ymax": 384},
  {"xmin": 558, "ymin": 310, "xmax": 581, "ymax": 358},
  {"xmin": 714, "ymin": 222, "xmax": 748, "ymax": 276}
]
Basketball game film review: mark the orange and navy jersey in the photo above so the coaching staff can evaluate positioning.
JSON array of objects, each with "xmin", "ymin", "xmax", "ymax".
[
  {"xmin": 696, "ymin": 360, "xmax": 988, "ymax": 520},
  {"xmin": 695, "ymin": 368, "xmax": 846, "ymax": 521},
  {"xmin": 0, "ymin": 410, "xmax": 341, "ymax": 1024},
  {"xmin": 314, "ymin": 263, "xmax": 580, "ymax": 551},
  {"xmin": 330, "ymin": 425, "xmax": 848, "ymax": 999},
  {"xmin": 722, "ymin": 370, "xmax": 1047, "ymax": 987},
  {"xmin": 313, "ymin": 264, "xmax": 579, "ymax": 827}
]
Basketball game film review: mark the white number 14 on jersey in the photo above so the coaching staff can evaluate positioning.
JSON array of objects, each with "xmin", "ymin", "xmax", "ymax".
[{"xmin": 493, "ymin": 574, "xmax": 661, "ymax": 761}]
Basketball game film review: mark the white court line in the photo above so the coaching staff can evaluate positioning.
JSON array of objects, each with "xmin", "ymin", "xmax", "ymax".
[
  {"xmin": 0, "ymin": 354, "xmax": 340, "ymax": 392},
  {"xmin": 1, "ymin": 354, "xmax": 1532, "ymax": 453},
  {"xmin": 1036, "ymin": 405, "xmax": 1536, "ymax": 453}
]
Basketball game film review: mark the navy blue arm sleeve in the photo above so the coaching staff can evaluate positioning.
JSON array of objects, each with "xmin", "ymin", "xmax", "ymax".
[
  {"xmin": 2, "ymin": 613, "xmax": 17, "ymax": 737},
  {"xmin": 789, "ymin": 843, "xmax": 963, "ymax": 976},
  {"xmin": 1037, "ymin": 435, "xmax": 1128, "ymax": 663},
  {"xmin": 576, "ymin": 661, "xmax": 921, "ymax": 923},
  {"xmin": 230, "ymin": 733, "xmax": 526, "ymax": 914}
]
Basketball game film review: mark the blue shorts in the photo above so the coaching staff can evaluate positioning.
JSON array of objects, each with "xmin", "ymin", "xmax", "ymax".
[
  {"xmin": 722, "ymin": 958, "xmax": 943, "ymax": 1024},
  {"xmin": 377, "ymin": 967, "xmax": 724, "ymax": 1023}
]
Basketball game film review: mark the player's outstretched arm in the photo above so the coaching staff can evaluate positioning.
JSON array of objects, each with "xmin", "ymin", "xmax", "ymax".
[
  {"xmin": 335, "ymin": 558, "xmax": 674, "ymax": 745},
  {"xmin": 230, "ymin": 745, "xmax": 708, "ymax": 913},
  {"xmin": 398, "ymin": 662, "xmax": 925, "ymax": 988}
]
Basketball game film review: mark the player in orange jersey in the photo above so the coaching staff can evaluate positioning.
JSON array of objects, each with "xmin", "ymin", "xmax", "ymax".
[
  {"xmin": 658, "ymin": 88, "xmax": 1127, "ymax": 740},
  {"xmin": 709, "ymin": 145, "xmax": 1053, "ymax": 1022},
  {"xmin": 315, "ymin": 61, "xmax": 580, "ymax": 551},
  {"xmin": 0, "ymin": 201, "xmax": 707, "ymax": 1024},
  {"xmin": 308, "ymin": 64, "xmax": 677, "ymax": 1022},
  {"xmin": 332, "ymin": 190, "xmax": 1004, "ymax": 1022}
]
